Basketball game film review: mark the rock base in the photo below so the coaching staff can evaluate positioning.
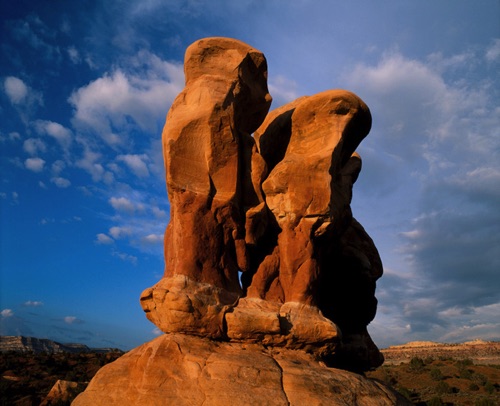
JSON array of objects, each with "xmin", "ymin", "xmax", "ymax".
[{"xmin": 73, "ymin": 334, "xmax": 410, "ymax": 406}]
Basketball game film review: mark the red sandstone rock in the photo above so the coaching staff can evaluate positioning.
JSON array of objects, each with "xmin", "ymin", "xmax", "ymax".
[
  {"xmin": 72, "ymin": 334, "xmax": 410, "ymax": 406},
  {"xmin": 139, "ymin": 37, "xmax": 382, "ymax": 369}
]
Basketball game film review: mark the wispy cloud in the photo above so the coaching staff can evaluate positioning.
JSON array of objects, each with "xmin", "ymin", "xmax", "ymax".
[
  {"xmin": 23, "ymin": 301, "xmax": 44, "ymax": 307},
  {"xmin": 96, "ymin": 233, "xmax": 114, "ymax": 245}
]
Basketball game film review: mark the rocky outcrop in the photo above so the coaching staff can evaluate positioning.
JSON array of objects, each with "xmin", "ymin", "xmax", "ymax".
[
  {"xmin": 40, "ymin": 380, "xmax": 86, "ymax": 406},
  {"xmin": 77, "ymin": 36, "xmax": 396, "ymax": 404},
  {"xmin": 73, "ymin": 334, "xmax": 409, "ymax": 406}
]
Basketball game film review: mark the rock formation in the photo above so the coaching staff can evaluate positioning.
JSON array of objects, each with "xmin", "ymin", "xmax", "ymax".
[
  {"xmin": 74, "ymin": 334, "xmax": 408, "ymax": 406},
  {"xmin": 41, "ymin": 380, "xmax": 86, "ymax": 406},
  {"xmin": 75, "ymin": 37, "xmax": 405, "ymax": 405}
]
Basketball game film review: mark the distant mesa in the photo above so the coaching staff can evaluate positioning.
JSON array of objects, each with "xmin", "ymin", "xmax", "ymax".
[
  {"xmin": 0, "ymin": 335, "xmax": 123, "ymax": 354},
  {"xmin": 74, "ymin": 37, "xmax": 410, "ymax": 405}
]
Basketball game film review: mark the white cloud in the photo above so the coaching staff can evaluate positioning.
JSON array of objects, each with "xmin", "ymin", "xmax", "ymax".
[
  {"xmin": 268, "ymin": 75, "xmax": 300, "ymax": 107},
  {"xmin": 485, "ymin": 38, "xmax": 500, "ymax": 62},
  {"xmin": 152, "ymin": 327, "xmax": 163, "ymax": 336},
  {"xmin": 109, "ymin": 196, "xmax": 137, "ymax": 213},
  {"xmin": 35, "ymin": 120, "xmax": 72, "ymax": 149},
  {"xmin": 109, "ymin": 226, "xmax": 132, "ymax": 239},
  {"xmin": 25, "ymin": 157, "xmax": 45, "ymax": 172},
  {"xmin": 112, "ymin": 250, "xmax": 138, "ymax": 265},
  {"xmin": 96, "ymin": 233, "xmax": 114, "ymax": 245},
  {"xmin": 4, "ymin": 76, "xmax": 28, "ymax": 104},
  {"xmin": 152, "ymin": 206, "xmax": 167, "ymax": 218},
  {"xmin": 64, "ymin": 316, "xmax": 83, "ymax": 324},
  {"xmin": 23, "ymin": 138, "xmax": 47, "ymax": 155},
  {"xmin": 1, "ymin": 309, "xmax": 14, "ymax": 318},
  {"xmin": 117, "ymin": 154, "xmax": 150, "ymax": 177},
  {"xmin": 3, "ymin": 76, "xmax": 43, "ymax": 107},
  {"xmin": 75, "ymin": 142, "xmax": 114, "ymax": 183},
  {"xmin": 24, "ymin": 301, "xmax": 43, "ymax": 307},
  {"xmin": 69, "ymin": 50, "xmax": 183, "ymax": 144},
  {"xmin": 51, "ymin": 177, "xmax": 71, "ymax": 188},
  {"xmin": 51, "ymin": 160, "xmax": 66, "ymax": 175},
  {"xmin": 141, "ymin": 233, "xmax": 163, "ymax": 245}
]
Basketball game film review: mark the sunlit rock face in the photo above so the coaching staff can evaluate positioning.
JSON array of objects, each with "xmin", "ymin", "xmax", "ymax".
[
  {"xmin": 74, "ymin": 37, "xmax": 403, "ymax": 406},
  {"xmin": 73, "ymin": 334, "xmax": 409, "ymax": 406}
]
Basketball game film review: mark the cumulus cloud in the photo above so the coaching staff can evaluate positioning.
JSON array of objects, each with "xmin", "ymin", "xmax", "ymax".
[
  {"xmin": 141, "ymin": 233, "xmax": 163, "ymax": 245},
  {"xmin": 4, "ymin": 76, "xmax": 28, "ymax": 104},
  {"xmin": 23, "ymin": 138, "xmax": 47, "ymax": 155},
  {"xmin": 34, "ymin": 120, "xmax": 72, "ymax": 149},
  {"xmin": 3, "ymin": 76, "xmax": 43, "ymax": 107},
  {"xmin": 25, "ymin": 157, "xmax": 45, "ymax": 172},
  {"xmin": 117, "ymin": 154, "xmax": 150, "ymax": 177},
  {"xmin": 96, "ymin": 233, "xmax": 114, "ymax": 245},
  {"xmin": 69, "ymin": 50, "xmax": 184, "ymax": 144},
  {"xmin": 51, "ymin": 177, "xmax": 71, "ymax": 188},
  {"xmin": 1, "ymin": 309, "xmax": 14, "ymax": 318},
  {"xmin": 109, "ymin": 196, "xmax": 137, "ymax": 213},
  {"xmin": 109, "ymin": 226, "xmax": 132, "ymax": 239},
  {"xmin": 75, "ymin": 142, "xmax": 114, "ymax": 184}
]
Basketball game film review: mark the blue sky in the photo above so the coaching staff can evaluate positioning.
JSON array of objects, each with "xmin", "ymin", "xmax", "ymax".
[{"xmin": 1, "ymin": 0, "xmax": 499, "ymax": 350}]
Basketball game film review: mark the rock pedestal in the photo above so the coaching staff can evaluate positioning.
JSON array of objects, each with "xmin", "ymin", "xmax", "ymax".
[
  {"xmin": 74, "ymin": 37, "xmax": 400, "ymax": 405},
  {"xmin": 73, "ymin": 334, "xmax": 409, "ymax": 406}
]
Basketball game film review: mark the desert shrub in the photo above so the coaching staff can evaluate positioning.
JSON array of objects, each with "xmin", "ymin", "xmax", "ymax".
[
  {"xmin": 484, "ymin": 381, "xmax": 495, "ymax": 394},
  {"xmin": 396, "ymin": 386, "xmax": 412, "ymax": 400},
  {"xmin": 424, "ymin": 356, "xmax": 435, "ymax": 364},
  {"xmin": 426, "ymin": 397, "xmax": 444, "ymax": 406},
  {"xmin": 379, "ymin": 368, "xmax": 398, "ymax": 385},
  {"xmin": 409, "ymin": 357, "xmax": 425, "ymax": 372},
  {"xmin": 430, "ymin": 367, "xmax": 444, "ymax": 381},
  {"xmin": 435, "ymin": 381, "xmax": 452, "ymax": 394},
  {"xmin": 458, "ymin": 366, "xmax": 473, "ymax": 379},
  {"xmin": 475, "ymin": 399, "xmax": 496, "ymax": 406},
  {"xmin": 469, "ymin": 383, "xmax": 480, "ymax": 391},
  {"xmin": 455, "ymin": 358, "xmax": 473, "ymax": 367},
  {"xmin": 472, "ymin": 373, "xmax": 488, "ymax": 386}
]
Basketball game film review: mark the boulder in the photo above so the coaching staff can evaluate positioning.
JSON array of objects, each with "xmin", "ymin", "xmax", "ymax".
[{"xmin": 40, "ymin": 380, "xmax": 86, "ymax": 405}]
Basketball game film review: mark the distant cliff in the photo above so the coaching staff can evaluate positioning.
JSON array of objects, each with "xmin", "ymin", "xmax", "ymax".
[
  {"xmin": 0, "ymin": 336, "xmax": 123, "ymax": 354},
  {"xmin": 381, "ymin": 340, "xmax": 500, "ymax": 365}
]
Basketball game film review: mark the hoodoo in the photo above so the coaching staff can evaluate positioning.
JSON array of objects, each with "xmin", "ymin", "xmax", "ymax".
[{"xmin": 74, "ymin": 37, "xmax": 409, "ymax": 406}]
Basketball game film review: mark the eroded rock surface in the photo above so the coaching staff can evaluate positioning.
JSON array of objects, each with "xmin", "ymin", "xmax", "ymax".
[
  {"xmin": 73, "ymin": 334, "xmax": 410, "ymax": 406},
  {"xmin": 138, "ymin": 37, "xmax": 385, "ymax": 370}
]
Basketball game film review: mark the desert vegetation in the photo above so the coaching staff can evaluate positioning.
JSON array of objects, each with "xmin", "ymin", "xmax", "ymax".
[
  {"xmin": 366, "ymin": 356, "xmax": 499, "ymax": 405},
  {"xmin": 0, "ymin": 351, "xmax": 122, "ymax": 405}
]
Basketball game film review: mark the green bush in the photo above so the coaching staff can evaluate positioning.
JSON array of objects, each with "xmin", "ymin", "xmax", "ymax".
[
  {"xmin": 430, "ymin": 367, "xmax": 444, "ymax": 381},
  {"xmin": 426, "ymin": 397, "xmax": 444, "ymax": 406},
  {"xmin": 409, "ymin": 357, "xmax": 425, "ymax": 372},
  {"xmin": 396, "ymin": 386, "xmax": 412, "ymax": 400},
  {"xmin": 469, "ymin": 383, "xmax": 480, "ymax": 391},
  {"xmin": 484, "ymin": 381, "xmax": 495, "ymax": 394},
  {"xmin": 475, "ymin": 399, "xmax": 496, "ymax": 406},
  {"xmin": 472, "ymin": 373, "xmax": 488, "ymax": 386},
  {"xmin": 435, "ymin": 381, "xmax": 452, "ymax": 394}
]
